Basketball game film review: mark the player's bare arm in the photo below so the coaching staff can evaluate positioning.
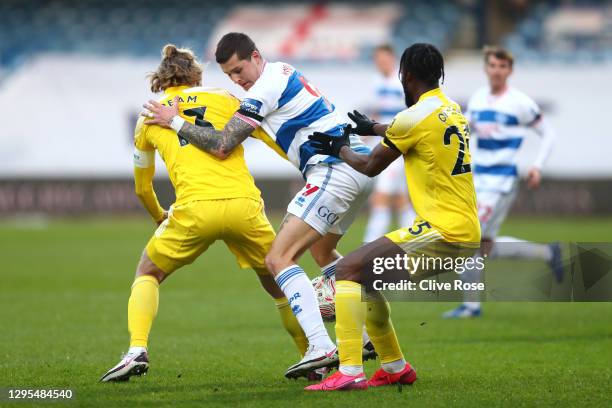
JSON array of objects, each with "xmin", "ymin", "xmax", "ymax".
[
  {"xmin": 143, "ymin": 97, "xmax": 254, "ymax": 159},
  {"xmin": 175, "ymin": 115, "xmax": 254, "ymax": 159},
  {"xmin": 308, "ymin": 127, "xmax": 400, "ymax": 177},
  {"xmin": 339, "ymin": 143, "xmax": 400, "ymax": 177}
]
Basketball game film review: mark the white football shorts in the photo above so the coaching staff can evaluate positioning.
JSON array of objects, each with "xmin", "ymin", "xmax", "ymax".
[
  {"xmin": 287, "ymin": 162, "xmax": 374, "ymax": 236},
  {"xmin": 477, "ymin": 182, "xmax": 519, "ymax": 239}
]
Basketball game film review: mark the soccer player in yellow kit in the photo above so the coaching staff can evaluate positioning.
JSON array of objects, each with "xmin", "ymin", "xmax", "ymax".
[
  {"xmin": 305, "ymin": 43, "xmax": 481, "ymax": 391},
  {"xmin": 100, "ymin": 45, "xmax": 307, "ymax": 382}
]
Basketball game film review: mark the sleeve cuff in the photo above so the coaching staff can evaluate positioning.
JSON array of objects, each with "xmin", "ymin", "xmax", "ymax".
[{"xmin": 170, "ymin": 116, "xmax": 186, "ymax": 132}]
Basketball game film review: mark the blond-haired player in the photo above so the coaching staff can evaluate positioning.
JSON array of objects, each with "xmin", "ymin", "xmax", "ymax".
[
  {"xmin": 144, "ymin": 33, "xmax": 377, "ymax": 379},
  {"xmin": 100, "ymin": 45, "xmax": 308, "ymax": 382}
]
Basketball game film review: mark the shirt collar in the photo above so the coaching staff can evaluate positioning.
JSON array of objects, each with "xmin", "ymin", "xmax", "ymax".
[
  {"xmin": 165, "ymin": 85, "xmax": 190, "ymax": 94},
  {"xmin": 417, "ymin": 87, "xmax": 443, "ymax": 102}
]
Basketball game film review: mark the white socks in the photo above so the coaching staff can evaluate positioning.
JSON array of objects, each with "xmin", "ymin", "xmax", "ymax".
[
  {"xmin": 382, "ymin": 358, "xmax": 407, "ymax": 374},
  {"xmin": 340, "ymin": 359, "xmax": 406, "ymax": 376},
  {"xmin": 275, "ymin": 265, "xmax": 334, "ymax": 350},
  {"xmin": 321, "ymin": 258, "xmax": 340, "ymax": 279},
  {"xmin": 340, "ymin": 365, "xmax": 364, "ymax": 376},
  {"xmin": 491, "ymin": 236, "xmax": 552, "ymax": 261}
]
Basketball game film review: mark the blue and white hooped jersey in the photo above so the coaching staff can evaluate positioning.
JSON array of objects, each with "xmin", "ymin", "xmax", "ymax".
[
  {"xmin": 467, "ymin": 86, "xmax": 542, "ymax": 193},
  {"xmin": 373, "ymin": 73, "xmax": 405, "ymax": 124},
  {"xmin": 236, "ymin": 61, "xmax": 369, "ymax": 175}
]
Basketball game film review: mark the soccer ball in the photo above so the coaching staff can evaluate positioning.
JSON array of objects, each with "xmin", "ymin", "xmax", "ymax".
[{"xmin": 312, "ymin": 275, "xmax": 336, "ymax": 322}]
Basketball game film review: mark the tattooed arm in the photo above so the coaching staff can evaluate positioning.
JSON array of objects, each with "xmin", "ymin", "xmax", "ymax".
[
  {"xmin": 175, "ymin": 116, "xmax": 254, "ymax": 160},
  {"xmin": 143, "ymin": 97, "xmax": 255, "ymax": 160}
]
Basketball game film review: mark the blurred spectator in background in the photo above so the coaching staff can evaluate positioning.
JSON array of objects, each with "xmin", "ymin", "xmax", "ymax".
[{"xmin": 362, "ymin": 44, "xmax": 416, "ymax": 244}]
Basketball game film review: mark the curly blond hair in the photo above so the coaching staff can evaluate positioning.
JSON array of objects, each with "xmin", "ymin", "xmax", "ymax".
[{"xmin": 148, "ymin": 44, "xmax": 203, "ymax": 93}]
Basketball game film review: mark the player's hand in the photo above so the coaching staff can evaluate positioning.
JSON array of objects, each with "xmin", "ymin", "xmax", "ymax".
[
  {"xmin": 143, "ymin": 96, "xmax": 180, "ymax": 128},
  {"xmin": 156, "ymin": 210, "xmax": 168, "ymax": 226},
  {"xmin": 308, "ymin": 125, "xmax": 352, "ymax": 158},
  {"xmin": 347, "ymin": 110, "xmax": 378, "ymax": 136},
  {"xmin": 527, "ymin": 167, "xmax": 541, "ymax": 189}
]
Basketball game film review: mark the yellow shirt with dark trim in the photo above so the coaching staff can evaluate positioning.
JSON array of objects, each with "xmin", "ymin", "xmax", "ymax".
[
  {"xmin": 134, "ymin": 86, "xmax": 276, "ymax": 204},
  {"xmin": 382, "ymin": 88, "xmax": 480, "ymax": 243}
]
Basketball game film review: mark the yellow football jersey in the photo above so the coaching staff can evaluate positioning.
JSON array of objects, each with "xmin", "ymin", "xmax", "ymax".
[
  {"xmin": 134, "ymin": 86, "xmax": 272, "ymax": 204},
  {"xmin": 383, "ymin": 88, "xmax": 480, "ymax": 243}
]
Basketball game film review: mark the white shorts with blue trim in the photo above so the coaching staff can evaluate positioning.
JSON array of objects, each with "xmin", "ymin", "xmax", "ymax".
[
  {"xmin": 287, "ymin": 162, "xmax": 374, "ymax": 236},
  {"xmin": 477, "ymin": 180, "xmax": 519, "ymax": 239}
]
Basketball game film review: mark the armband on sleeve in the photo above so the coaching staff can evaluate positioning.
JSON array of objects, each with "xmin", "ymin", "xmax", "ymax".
[{"xmin": 133, "ymin": 148, "xmax": 155, "ymax": 168}]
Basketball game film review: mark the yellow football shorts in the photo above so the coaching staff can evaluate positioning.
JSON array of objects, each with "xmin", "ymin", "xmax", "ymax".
[
  {"xmin": 146, "ymin": 198, "xmax": 275, "ymax": 273},
  {"xmin": 385, "ymin": 219, "xmax": 478, "ymax": 278}
]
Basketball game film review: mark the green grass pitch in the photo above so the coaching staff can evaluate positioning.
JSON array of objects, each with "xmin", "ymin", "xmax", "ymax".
[{"xmin": 1, "ymin": 216, "xmax": 611, "ymax": 407}]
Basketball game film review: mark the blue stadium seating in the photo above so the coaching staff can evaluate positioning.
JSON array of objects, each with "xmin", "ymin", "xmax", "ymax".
[{"xmin": 0, "ymin": 0, "xmax": 460, "ymax": 70}]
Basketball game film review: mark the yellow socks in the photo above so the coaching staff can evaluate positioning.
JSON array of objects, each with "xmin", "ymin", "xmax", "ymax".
[
  {"xmin": 128, "ymin": 275, "xmax": 160, "ymax": 348},
  {"xmin": 275, "ymin": 297, "xmax": 308, "ymax": 356},
  {"xmin": 365, "ymin": 297, "xmax": 404, "ymax": 365},
  {"xmin": 335, "ymin": 281, "xmax": 367, "ymax": 368}
]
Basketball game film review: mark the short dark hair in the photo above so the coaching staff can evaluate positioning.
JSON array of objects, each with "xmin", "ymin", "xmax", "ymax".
[
  {"xmin": 399, "ymin": 43, "xmax": 445, "ymax": 87},
  {"xmin": 374, "ymin": 44, "xmax": 395, "ymax": 55},
  {"xmin": 483, "ymin": 45, "xmax": 514, "ymax": 67},
  {"xmin": 215, "ymin": 32, "xmax": 258, "ymax": 64}
]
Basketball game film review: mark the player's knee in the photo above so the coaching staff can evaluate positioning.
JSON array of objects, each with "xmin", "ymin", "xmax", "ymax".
[
  {"xmin": 136, "ymin": 252, "xmax": 167, "ymax": 283},
  {"xmin": 264, "ymin": 253, "xmax": 284, "ymax": 276}
]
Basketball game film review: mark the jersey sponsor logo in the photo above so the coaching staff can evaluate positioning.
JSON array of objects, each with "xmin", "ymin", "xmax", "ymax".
[
  {"xmin": 240, "ymin": 98, "xmax": 263, "ymax": 115},
  {"xmin": 316, "ymin": 205, "xmax": 340, "ymax": 226}
]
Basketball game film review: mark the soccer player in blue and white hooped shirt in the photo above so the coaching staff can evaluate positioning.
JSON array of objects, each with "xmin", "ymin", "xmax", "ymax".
[
  {"xmin": 443, "ymin": 46, "xmax": 562, "ymax": 319},
  {"xmin": 144, "ymin": 33, "xmax": 375, "ymax": 378}
]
